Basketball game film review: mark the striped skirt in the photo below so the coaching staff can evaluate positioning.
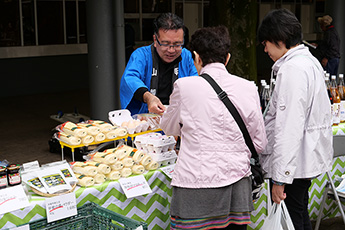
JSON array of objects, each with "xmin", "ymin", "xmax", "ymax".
[
  {"xmin": 170, "ymin": 177, "xmax": 253, "ymax": 229},
  {"xmin": 171, "ymin": 211, "xmax": 251, "ymax": 229}
]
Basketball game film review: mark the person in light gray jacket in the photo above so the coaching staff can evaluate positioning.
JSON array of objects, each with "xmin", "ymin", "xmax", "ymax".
[{"xmin": 258, "ymin": 9, "xmax": 333, "ymax": 230}]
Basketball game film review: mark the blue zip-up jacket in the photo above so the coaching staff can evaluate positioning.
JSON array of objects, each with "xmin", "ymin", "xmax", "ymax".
[{"xmin": 120, "ymin": 44, "xmax": 198, "ymax": 115}]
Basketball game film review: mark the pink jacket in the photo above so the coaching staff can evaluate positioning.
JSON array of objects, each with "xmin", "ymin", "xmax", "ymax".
[{"xmin": 160, "ymin": 63, "xmax": 267, "ymax": 188}]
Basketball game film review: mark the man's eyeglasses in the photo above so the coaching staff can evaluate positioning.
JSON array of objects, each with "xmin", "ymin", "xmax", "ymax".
[{"xmin": 155, "ymin": 35, "xmax": 184, "ymax": 51}]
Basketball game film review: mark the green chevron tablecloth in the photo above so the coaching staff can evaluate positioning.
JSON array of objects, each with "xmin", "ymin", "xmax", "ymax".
[
  {"xmin": 1, "ymin": 127, "xmax": 345, "ymax": 230},
  {"xmin": 249, "ymin": 125, "xmax": 345, "ymax": 229},
  {"xmin": 0, "ymin": 169, "xmax": 172, "ymax": 230}
]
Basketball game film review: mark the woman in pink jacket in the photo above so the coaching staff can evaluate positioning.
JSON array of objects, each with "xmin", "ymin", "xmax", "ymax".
[{"xmin": 160, "ymin": 26, "xmax": 267, "ymax": 230}]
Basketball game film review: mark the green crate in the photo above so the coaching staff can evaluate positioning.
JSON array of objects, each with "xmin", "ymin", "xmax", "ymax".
[{"xmin": 17, "ymin": 202, "xmax": 148, "ymax": 230}]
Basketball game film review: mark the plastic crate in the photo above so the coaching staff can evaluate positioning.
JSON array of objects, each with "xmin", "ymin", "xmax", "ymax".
[{"xmin": 17, "ymin": 202, "xmax": 148, "ymax": 230}]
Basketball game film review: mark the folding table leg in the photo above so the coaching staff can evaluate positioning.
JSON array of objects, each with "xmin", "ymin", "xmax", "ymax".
[
  {"xmin": 314, "ymin": 181, "xmax": 330, "ymax": 230},
  {"xmin": 326, "ymin": 171, "xmax": 345, "ymax": 225}
]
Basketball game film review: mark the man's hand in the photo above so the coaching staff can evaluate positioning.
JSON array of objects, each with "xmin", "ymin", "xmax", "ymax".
[
  {"xmin": 143, "ymin": 92, "xmax": 166, "ymax": 114},
  {"xmin": 321, "ymin": 57, "xmax": 328, "ymax": 67},
  {"xmin": 272, "ymin": 184, "xmax": 286, "ymax": 204}
]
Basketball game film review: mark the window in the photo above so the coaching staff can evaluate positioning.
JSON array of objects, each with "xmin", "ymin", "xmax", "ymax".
[{"xmin": 0, "ymin": 0, "xmax": 86, "ymax": 47}]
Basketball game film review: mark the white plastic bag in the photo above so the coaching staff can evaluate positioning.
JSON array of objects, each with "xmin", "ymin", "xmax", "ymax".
[{"xmin": 261, "ymin": 200, "xmax": 295, "ymax": 230}]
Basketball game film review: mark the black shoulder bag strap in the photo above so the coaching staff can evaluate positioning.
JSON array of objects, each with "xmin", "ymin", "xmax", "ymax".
[{"xmin": 200, "ymin": 73, "xmax": 259, "ymax": 161}]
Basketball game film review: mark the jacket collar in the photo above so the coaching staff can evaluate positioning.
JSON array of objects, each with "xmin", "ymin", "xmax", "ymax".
[{"xmin": 272, "ymin": 44, "xmax": 309, "ymax": 75}]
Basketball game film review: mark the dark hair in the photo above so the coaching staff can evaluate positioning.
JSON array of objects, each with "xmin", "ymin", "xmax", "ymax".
[
  {"xmin": 258, "ymin": 8, "xmax": 302, "ymax": 49},
  {"xmin": 153, "ymin": 13, "xmax": 184, "ymax": 35},
  {"xmin": 189, "ymin": 26, "xmax": 231, "ymax": 66}
]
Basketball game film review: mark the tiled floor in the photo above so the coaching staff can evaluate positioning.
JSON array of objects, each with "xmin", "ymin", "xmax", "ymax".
[{"xmin": 0, "ymin": 90, "xmax": 344, "ymax": 229}]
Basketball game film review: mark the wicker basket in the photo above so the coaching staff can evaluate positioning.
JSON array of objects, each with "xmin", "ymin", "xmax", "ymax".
[{"xmin": 31, "ymin": 183, "xmax": 77, "ymax": 197}]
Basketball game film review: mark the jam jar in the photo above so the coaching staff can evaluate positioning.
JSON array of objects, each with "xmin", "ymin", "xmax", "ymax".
[
  {"xmin": 0, "ymin": 166, "xmax": 7, "ymax": 189},
  {"xmin": 7, "ymin": 164, "xmax": 21, "ymax": 186}
]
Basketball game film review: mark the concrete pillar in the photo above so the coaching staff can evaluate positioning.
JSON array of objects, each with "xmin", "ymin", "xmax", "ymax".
[
  {"xmin": 325, "ymin": 0, "xmax": 345, "ymax": 75},
  {"xmin": 113, "ymin": 0, "xmax": 126, "ymax": 109},
  {"xmin": 86, "ymin": 0, "xmax": 125, "ymax": 121}
]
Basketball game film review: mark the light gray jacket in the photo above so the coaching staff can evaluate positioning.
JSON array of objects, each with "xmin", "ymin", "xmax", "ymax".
[{"xmin": 261, "ymin": 44, "xmax": 333, "ymax": 184}]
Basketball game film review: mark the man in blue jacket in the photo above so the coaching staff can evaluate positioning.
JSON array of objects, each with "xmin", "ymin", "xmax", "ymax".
[{"xmin": 120, "ymin": 13, "xmax": 198, "ymax": 115}]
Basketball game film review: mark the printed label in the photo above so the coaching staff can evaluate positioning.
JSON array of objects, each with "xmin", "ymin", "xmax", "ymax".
[{"xmin": 0, "ymin": 176, "xmax": 7, "ymax": 187}]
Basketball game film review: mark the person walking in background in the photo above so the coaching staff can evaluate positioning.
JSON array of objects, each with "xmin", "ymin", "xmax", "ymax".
[
  {"xmin": 120, "ymin": 13, "xmax": 197, "ymax": 115},
  {"xmin": 160, "ymin": 26, "xmax": 267, "ymax": 230},
  {"xmin": 315, "ymin": 15, "xmax": 341, "ymax": 76},
  {"xmin": 258, "ymin": 9, "xmax": 333, "ymax": 230}
]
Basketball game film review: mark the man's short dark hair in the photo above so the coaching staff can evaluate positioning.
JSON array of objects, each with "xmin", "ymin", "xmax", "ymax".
[
  {"xmin": 258, "ymin": 8, "xmax": 302, "ymax": 49},
  {"xmin": 189, "ymin": 26, "xmax": 231, "ymax": 66},
  {"xmin": 153, "ymin": 13, "xmax": 184, "ymax": 35}
]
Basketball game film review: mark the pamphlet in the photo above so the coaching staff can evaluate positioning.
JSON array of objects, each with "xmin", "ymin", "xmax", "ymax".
[
  {"xmin": 42, "ymin": 160, "xmax": 78, "ymax": 185},
  {"xmin": 38, "ymin": 169, "xmax": 71, "ymax": 194},
  {"xmin": 22, "ymin": 170, "xmax": 47, "ymax": 194}
]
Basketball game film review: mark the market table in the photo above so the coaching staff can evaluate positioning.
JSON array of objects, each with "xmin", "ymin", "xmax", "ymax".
[
  {"xmin": 0, "ymin": 169, "xmax": 172, "ymax": 230},
  {"xmin": 1, "ymin": 126, "xmax": 345, "ymax": 230}
]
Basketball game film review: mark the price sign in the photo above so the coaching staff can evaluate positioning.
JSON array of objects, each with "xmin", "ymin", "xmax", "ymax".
[
  {"xmin": 22, "ymin": 160, "xmax": 40, "ymax": 172},
  {"xmin": 160, "ymin": 164, "xmax": 175, "ymax": 179},
  {"xmin": 46, "ymin": 192, "xmax": 77, "ymax": 223},
  {"xmin": 0, "ymin": 185, "xmax": 30, "ymax": 215},
  {"xmin": 119, "ymin": 175, "xmax": 152, "ymax": 199}
]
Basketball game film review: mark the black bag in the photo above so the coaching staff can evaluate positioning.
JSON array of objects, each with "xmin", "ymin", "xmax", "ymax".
[{"xmin": 200, "ymin": 73, "xmax": 264, "ymax": 202}]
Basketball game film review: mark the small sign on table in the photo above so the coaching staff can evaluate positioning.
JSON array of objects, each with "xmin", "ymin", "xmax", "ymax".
[
  {"xmin": 119, "ymin": 175, "xmax": 152, "ymax": 199},
  {"xmin": 46, "ymin": 192, "xmax": 77, "ymax": 223},
  {"xmin": 0, "ymin": 185, "xmax": 30, "ymax": 215}
]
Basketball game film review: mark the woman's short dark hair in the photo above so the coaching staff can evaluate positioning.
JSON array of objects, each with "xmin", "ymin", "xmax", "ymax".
[
  {"xmin": 153, "ymin": 13, "xmax": 184, "ymax": 35},
  {"xmin": 189, "ymin": 26, "xmax": 231, "ymax": 66},
  {"xmin": 258, "ymin": 8, "xmax": 302, "ymax": 49}
]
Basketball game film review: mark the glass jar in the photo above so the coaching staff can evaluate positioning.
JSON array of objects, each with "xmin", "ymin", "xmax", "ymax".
[{"xmin": 7, "ymin": 164, "xmax": 21, "ymax": 186}]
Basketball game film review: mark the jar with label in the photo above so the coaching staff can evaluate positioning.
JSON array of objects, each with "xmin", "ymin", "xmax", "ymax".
[
  {"xmin": 7, "ymin": 164, "xmax": 21, "ymax": 186},
  {"xmin": 0, "ymin": 166, "xmax": 7, "ymax": 189}
]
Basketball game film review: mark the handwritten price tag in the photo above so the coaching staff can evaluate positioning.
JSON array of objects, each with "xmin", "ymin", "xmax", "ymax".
[
  {"xmin": 0, "ymin": 185, "xmax": 30, "ymax": 215},
  {"xmin": 160, "ymin": 164, "xmax": 175, "ymax": 179},
  {"xmin": 119, "ymin": 175, "xmax": 152, "ymax": 199},
  {"xmin": 46, "ymin": 192, "xmax": 77, "ymax": 223}
]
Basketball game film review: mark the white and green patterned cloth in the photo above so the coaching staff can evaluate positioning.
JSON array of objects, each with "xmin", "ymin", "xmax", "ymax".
[
  {"xmin": 333, "ymin": 123, "xmax": 345, "ymax": 135},
  {"xmin": 249, "ymin": 127, "xmax": 345, "ymax": 230},
  {"xmin": 1, "ymin": 131, "xmax": 345, "ymax": 230},
  {"xmin": 0, "ymin": 169, "xmax": 172, "ymax": 230}
]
